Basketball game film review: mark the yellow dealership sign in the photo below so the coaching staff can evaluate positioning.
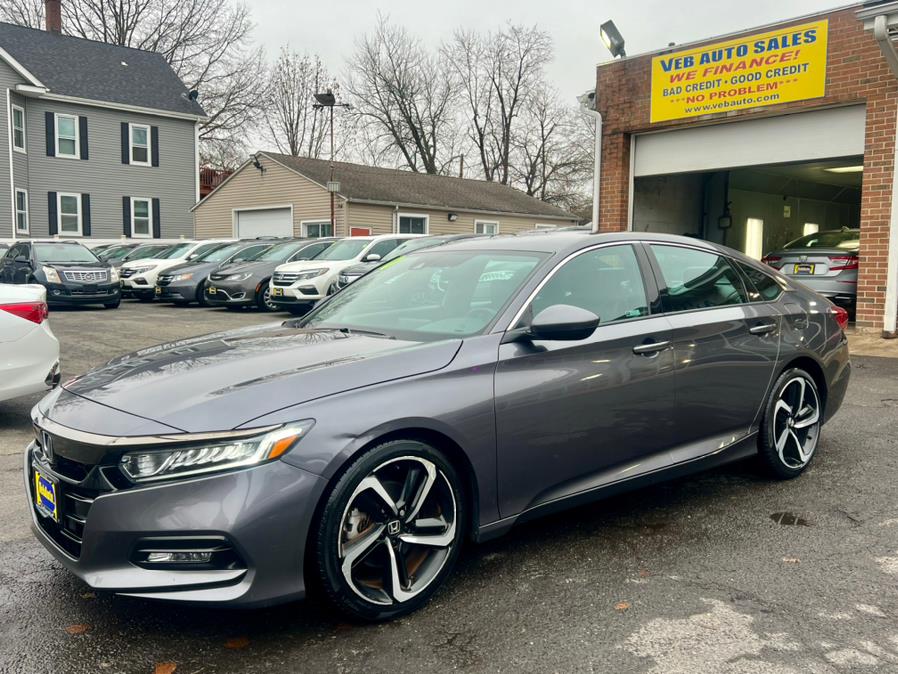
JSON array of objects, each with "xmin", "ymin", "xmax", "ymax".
[{"xmin": 650, "ymin": 20, "xmax": 828, "ymax": 123}]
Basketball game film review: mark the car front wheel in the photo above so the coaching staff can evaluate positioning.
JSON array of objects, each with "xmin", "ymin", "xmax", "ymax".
[
  {"xmin": 758, "ymin": 367, "xmax": 823, "ymax": 479},
  {"xmin": 314, "ymin": 440, "xmax": 465, "ymax": 621}
]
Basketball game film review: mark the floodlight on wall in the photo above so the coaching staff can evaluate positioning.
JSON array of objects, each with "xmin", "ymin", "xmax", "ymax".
[
  {"xmin": 803, "ymin": 223, "xmax": 820, "ymax": 236},
  {"xmin": 824, "ymin": 165, "xmax": 863, "ymax": 174},
  {"xmin": 600, "ymin": 20, "xmax": 627, "ymax": 58},
  {"xmin": 448, "ymin": 213, "xmax": 458, "ymax": 222}
]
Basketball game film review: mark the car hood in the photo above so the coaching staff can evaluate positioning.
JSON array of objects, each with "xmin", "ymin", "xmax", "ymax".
[
  {"xmin": 163, "ymin": 260, "xmax": 221, "ymax": 276},
  {"xmin": 52, "ymin": 323, "xmax": 462, "ymax": 433},
  {"xmin": 275, "ymin": 260, "xmax": 351, "ymax": 273},
  {"xmin": 42, "ymin": 260, "xmax": 108, "ymax": 270},
  {"xmin": 212, "ymin": 260, "xmax": 274, "ymax": 277},
  {"xmin": 121, "ymin": 257, "xmax": 183, "ymax": 270}
]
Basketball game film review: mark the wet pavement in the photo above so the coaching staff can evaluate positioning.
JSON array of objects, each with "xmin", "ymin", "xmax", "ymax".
[{"xmin": 1, "ymin": 302, "xmax": 897, "ymax": 673}]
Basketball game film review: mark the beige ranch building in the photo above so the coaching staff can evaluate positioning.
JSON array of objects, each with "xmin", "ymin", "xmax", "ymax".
[{"xmin": 192, "ymin": 152, "xmax": 578, "ymax": 239}]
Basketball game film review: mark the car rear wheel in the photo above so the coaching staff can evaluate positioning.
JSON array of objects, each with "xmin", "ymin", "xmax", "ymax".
[
  {"xmin": 314, "ymin": 440, "xmax": 465, "ymax": 621},
  {"xmin": 758, "ymin": 368, "xmax": 822, "ymax": 479}
]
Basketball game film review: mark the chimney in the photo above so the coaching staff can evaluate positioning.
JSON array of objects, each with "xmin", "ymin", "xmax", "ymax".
[{"xmin": 45, "ymin": 0, "xmax": 61, "ymax": 34}]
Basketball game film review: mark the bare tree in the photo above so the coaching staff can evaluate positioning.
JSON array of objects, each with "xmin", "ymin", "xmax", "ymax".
[
  {"xmin": 446, "ymin": 24, "xmax": 552, "ymax": 184},
  {"xmin": 346, "ymin": 15, "xmax": 458, "ymax": 174},
  {"xmin": 262, "ymin": 48, "xmax": 334, "ymax": 158},
  {"xmin": 1, "ymin": 0, "xmax": 265, "ymax": 166}
]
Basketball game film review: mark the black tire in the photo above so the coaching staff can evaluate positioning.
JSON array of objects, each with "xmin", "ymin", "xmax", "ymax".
[
  {"xmin": 758, "ymin": 367, "xmax": 823, "ymax": 479},
  {"xmin": 103, "ymin": 300, "xmax": 120, "ymax": 309},
  {"xmin": 172, "ymin": 300, "xmax": 190, "ymax": 307},
  {"xmin": 314, "ymin": 439, "xmax": 466, "ymax": 622},
  {"xmin": 196, "ymin": 282, "xmax": 209, "ymax": 307},
  {"xmin": 255, "ymin": 282, "xmax": 276, "ymax": 312}
]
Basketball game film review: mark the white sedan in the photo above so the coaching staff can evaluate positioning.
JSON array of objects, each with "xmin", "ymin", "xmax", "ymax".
[{"xmin": 0, "ymin": 284, "xmax": 60, "ymax": 402}]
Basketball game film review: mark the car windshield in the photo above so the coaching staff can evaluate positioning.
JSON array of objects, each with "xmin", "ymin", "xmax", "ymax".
[
  {"xmin": 315, "ymin": 239, "xmax": 370, "ymax": 261},
  {"xmin": 302, "ymin": 250, "xmax": 545, "ymax": 340},
  {"xmin": 155, "ymin": 243, "xmax": 195, "ymax": 259},
  {"xmin": 197, "ymin": 243, "xmax": 244, "ymax": 263},
  {"xmin": 123, "ymin": 244, "xmax": 170, "ymax": 261},
  {"xmin": 252, "ymin": 241, "xmax": 308, "ymax": 262},
  {"xmin": 784, "ymin": 230, "xmax": 860, "ymax": 251},
  {"xmin": 34, "ymin": 243, "xmax": 99, "ymax": 264},
  {"xmin": 98, "ymin": 246, "xmax": 132, "ymax": 261}
]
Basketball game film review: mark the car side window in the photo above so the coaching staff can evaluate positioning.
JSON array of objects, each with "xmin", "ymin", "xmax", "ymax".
[
  {"xmin": 368, "ymin": 239, "xmax": 401, "ymax": 259},
  {"xmin": 650, "ymin": 245, "xmax": 748, "ymax": 313},
  {"xmin": 736, "ymin": 262, "xmax": 784, "ymax": 302},
  {"xmin": 519, "ymin": 245, "xmax": 649, "ymax": 327},
  {"xmin": 10, "ymin": 244, "xmax": 28, "ymax": 261}
]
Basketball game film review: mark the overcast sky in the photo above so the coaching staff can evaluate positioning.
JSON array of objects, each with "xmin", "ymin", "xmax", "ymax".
[{"xmin": 249, "ymin": 0, "xmax": 850, "ymax": 103}]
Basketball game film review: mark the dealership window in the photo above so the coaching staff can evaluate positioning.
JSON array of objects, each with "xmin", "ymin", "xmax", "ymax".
[
  {"xmin": 55, "ymin": 113, "xmax": 79, "ymax": 158},
  {"xmin": 398, "ymin": 214, "xmax": 428, "ymax": 234},
  {"xmin": 304, "ymin": 221, "xmax": 334, "ymax": 238},
  {"xmin": 744, "ymin": 218, "xmax": 764, "ymax": 260},
  {"xmin": 131, "ymin": 197, "xmax": 153, "ymax": 238},
  {"xmin": 803, "ymin": 223, "xmax": 820, "ymax": 236},
  {"xmin": 12, "ymin": 105, "xmax": 25, "ymax": 152},
  {"xmin": 15, "ymin": 189, "xmax": 28, "ymax": 233},
  {"xmin": 58, "ymin": 193, "xmax": 82, "ymax": 235},
  {"xmin": 130, "ymin": 123, "xmax": 150, "ymax": 166},
  {"xmin": 475, "ymin": 220, "xmax": 499, "ymax": 235},
  {"xmin": 650, "ymin": 245, "xmax": 748, "ymax": 313}
]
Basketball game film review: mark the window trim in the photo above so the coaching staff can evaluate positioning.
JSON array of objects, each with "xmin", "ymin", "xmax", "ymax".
[
  {"xmin": 14, "ymin": 188, "xmax": 28, "ymax": 234},
  {"xmin": 506, "ymin": 242, "xmax": 652, "ymax": 331},
  {"xmin": 475, "ymin": 219, "xmax": 500, "ymax": 235},
  {"xmin": 301, "ymin": 220, "xmax": 335, "ymax": 238},
  {"xmin": 11, "ymin": 104, "xmax": 25, "ymax": 153},
  {"xmin": 129, "ymin": 123, "xmax": 151, "ymax": 167},
  {"xmin": 57, "ymin": 192, "xmax": 83, "ymax": 236},
  {"xmin": 397, "ymin": 212, "xmax": 429, "ymax": 235},
  {"xmin": 645, "ymin": 242, "xmax": 752, "ymax": 316},
  {"xmin": 55, "ymin": 113, "xmax": 80, "ymax": 159},
  {"xmin": 130, "ymin": 197, "xmax": 153, "ymax": 238}
]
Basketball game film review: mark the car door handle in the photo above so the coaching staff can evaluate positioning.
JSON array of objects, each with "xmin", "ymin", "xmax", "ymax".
[
  {"xmin": 749, "ymin": 323, "xmax": 777, "ymax": 335},
  {"xmin": 632, "ymin": 340, "xmax": 671, "ymax": 356}
]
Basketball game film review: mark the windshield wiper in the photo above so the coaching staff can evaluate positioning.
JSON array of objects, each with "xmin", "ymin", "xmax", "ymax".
[{"xmin": 338, "ymin": 327, "xmax": 395, "ymax": 339}]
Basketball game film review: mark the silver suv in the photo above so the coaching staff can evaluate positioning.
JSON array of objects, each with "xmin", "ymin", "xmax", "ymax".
[{"xmin": 762, "ymin": 228, "xmax": 859, "ymax": 312}]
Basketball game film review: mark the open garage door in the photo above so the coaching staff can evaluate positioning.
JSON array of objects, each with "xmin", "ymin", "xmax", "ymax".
[{"xmin": 235, "ymin": 208, "xmax": 293, "ymax": 238}]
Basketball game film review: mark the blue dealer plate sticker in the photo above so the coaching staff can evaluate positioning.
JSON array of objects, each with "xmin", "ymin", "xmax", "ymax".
[{"xmin": 34, "ymin": 469, "xmax": 58, "ymax": 522}]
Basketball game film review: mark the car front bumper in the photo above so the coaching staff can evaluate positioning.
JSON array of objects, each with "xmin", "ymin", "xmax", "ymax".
[
  {"xmin": 25, "ymin": 444, "xmax": 327, "ymax": 607},
  {"xmin": 269, "ymin": 277, "xmax": 331, "ymax": 305},
  {"xmin": 155, "ymin": 280, "xmax": 199, "ymax": 302},
  {"xmin": 0, "ymin": 322, "xmax": 59, "ymax": 402},
  {"xmin": 204, "ymin": 280, "xmax": 256, "ymax": 306},
  {"xmin": 43, "ymin": 282, "xmax": 120, "ymax": 305}
]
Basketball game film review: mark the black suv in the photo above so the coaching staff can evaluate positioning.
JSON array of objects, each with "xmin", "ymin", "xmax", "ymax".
[{"xmin": 0, "ymin": 240, "xmax": 120, "ymax": 309}]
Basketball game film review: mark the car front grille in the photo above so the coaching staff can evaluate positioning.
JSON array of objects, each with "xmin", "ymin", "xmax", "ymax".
[
  {"xmin": 63, "ymin": 270, "xmax": 108, "ymax": 283},
  {"xmin": 272, "ymin": 271, "xmax": 301, "ymax": 286},
  {"xmin": 157, "ymin": 274, "xmax": 173, "ymax": 286}
]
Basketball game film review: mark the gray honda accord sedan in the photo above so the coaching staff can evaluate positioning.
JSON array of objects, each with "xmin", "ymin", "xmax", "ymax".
[{"xmin": 26, "ymin": 233, "xmax": 850, "ymax": 621}]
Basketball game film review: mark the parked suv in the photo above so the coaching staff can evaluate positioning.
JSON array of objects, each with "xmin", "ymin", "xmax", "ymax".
[
  {"xmin": 155, "ymin": 240, "xmax": 277, "ymax": 306},
  {"xmin": 0, "ymin": 241, "xmax": 120, "ymax": 309},
  {"xmin": 762, "ymin": 227, "xmax": 860, "ymax": 312},
  {"xmin": 120, "ymin": 240, "xmax": 231, "ymax": 301},
  {"xmin": 206, "ymin": 238, "xmax": 337, "ymax": 311},
  {"xmin": 270, "ymin": 235, "xmax": 421, "ymax": 313}
]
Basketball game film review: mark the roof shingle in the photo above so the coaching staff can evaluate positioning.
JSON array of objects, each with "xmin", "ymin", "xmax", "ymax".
[
  {"xmin": 0, "ymin": 22, "xmax": 205, "ymax": 117},
  {"xmin": 264, "ymin": 153, "xmax": 575, "ymax": 219}
]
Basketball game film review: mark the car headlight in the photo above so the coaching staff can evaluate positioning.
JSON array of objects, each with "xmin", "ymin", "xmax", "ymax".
[
  {"xmin": 294, "ymin": 268, "xmax": 328, "ymax": 281},
  {"xmin": 129, "ymin": 265, "xmax": 157, "ymax": 275},
  {"xmin": 120, "ymin": 420, "xmax": 315, "ymax": 482},
  {"xmin": 226, "ymin": 273, "xmax": 252, "ymax": 281},
  {"xmin": 42, "ymin": 266, "xmax": 61, "ymax": 283},
  {"xmin": 172, "ymin": 272, "xmax": 194, "ymax": 282},
  {"xmin": 109, "ymin": 266, "xmax": 120, "ymax": 282}
]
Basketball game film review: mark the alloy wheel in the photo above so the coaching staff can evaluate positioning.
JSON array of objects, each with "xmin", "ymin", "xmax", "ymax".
[
  {"xmin": 337, "ymin": 456, "xmax": 457, "ymax": 606},
  {"xmin": 262, "ymin": 286, "xmax": 278, "ymax": 311},
  {"xmin": 772, "ymin": 376, "xmax": 821, "ymax": 469}
]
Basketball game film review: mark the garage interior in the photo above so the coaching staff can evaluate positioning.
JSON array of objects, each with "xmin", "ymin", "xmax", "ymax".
[{"xmin": 632, "ymin": 157, "xmax": 863, "ymax": 259}]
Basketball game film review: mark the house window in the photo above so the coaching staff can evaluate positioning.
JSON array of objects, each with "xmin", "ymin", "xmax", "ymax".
[
  {"xmin": 475, "ymin": 220, "xmax": 499, "ymax": 235},
  {"xmin": 55, "ymin": 113, "xmax": 79, "ymax": 158},
  {"xmin": 131, "ymin": 197, "xmax": 153, "ymax": 237},
  {"xmin": 304, "ymin": 221, "xmax": 334, "ymax": 238},
  {"xmin": 12, "ymin": 105, "xmax": 25, "ymax": 152},
  {"xmin": 58, "ymin": 193, "xmax": 82, "ymax": 235},
  {"xmin": 130, "ymin": 124, "xmax": 150, "ymax": 166},
  {"xmin": 398, "ymin": 214, "xmax": 428, "ymax": 234},
  {"xmin": 15, "ymin": 189, "xmax": 28, "ymax": 233}
]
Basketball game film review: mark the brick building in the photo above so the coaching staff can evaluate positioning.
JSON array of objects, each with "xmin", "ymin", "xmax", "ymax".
[{"xmin": 595, "ymin": 2, "xmax": 898, "ymax": 336}]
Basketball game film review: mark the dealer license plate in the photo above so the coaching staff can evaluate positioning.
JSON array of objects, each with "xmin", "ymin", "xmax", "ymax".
[
  {"xmin": 271, "ymin": 287, "xmax": 284, "ymax": 297},
  {"xmin": 793, "ymin": 263, "xmax": 815, "ymax": 275},
  {"xmin": 155, "ymin": 286, "xmax": 162, "ymax": 295},
  {"xmin": 34, "ymin": 468, "xmax": 58, "ymax": 522},
  {"xmin": 207, "ymin": 286, "xmax": 217, "ymax": 295}
]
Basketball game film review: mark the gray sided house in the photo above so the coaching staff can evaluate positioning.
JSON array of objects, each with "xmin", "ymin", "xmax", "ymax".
[{"xmin": 0, "ymin": 21, "xmax": 206, "ymax": 242}]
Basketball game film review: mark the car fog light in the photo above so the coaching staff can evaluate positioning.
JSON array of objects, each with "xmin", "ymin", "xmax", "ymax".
[
  {"xmin": 146, "ymin": 551, "xmax": 212, "ymax": 564},
  {"xmin": 52, "ymin": 289, "xmax": 62, "ymax": 296}
]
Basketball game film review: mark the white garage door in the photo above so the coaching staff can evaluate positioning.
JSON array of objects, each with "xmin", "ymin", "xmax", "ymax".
[
  {"xmin": 236, "ymin": 208, "xmax": 293, "ymax": 238},
  {"xmin": 634, "ymin": 105, "xmax": 867, "ymax": 177}
]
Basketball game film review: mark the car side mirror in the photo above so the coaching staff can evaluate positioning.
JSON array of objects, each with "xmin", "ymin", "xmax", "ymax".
[
  {"xmin": 364, "ymin": 253, "xmax": 382, "ymax": 262},
  {"xmin": 528, "ymin": 305, "xmax": 600, "ymax": 341},
  {"xmin": 15, "ymin": 255, "xmax": 29, "ymax": 264}
]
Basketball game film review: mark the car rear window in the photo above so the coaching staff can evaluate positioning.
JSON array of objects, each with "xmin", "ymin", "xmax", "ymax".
[
  {"xmin": 737, "ymin": 262, "xmax": 784, "ymax": 302},
  {"xmin": 784, "ymin": 230, "xmax": 859, "ymax": 250}
]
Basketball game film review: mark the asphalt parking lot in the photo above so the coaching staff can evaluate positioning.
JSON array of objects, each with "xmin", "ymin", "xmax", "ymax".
[{"xmin": 1, "ymin": 301, "xmax": 897, "ymax": 673}]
